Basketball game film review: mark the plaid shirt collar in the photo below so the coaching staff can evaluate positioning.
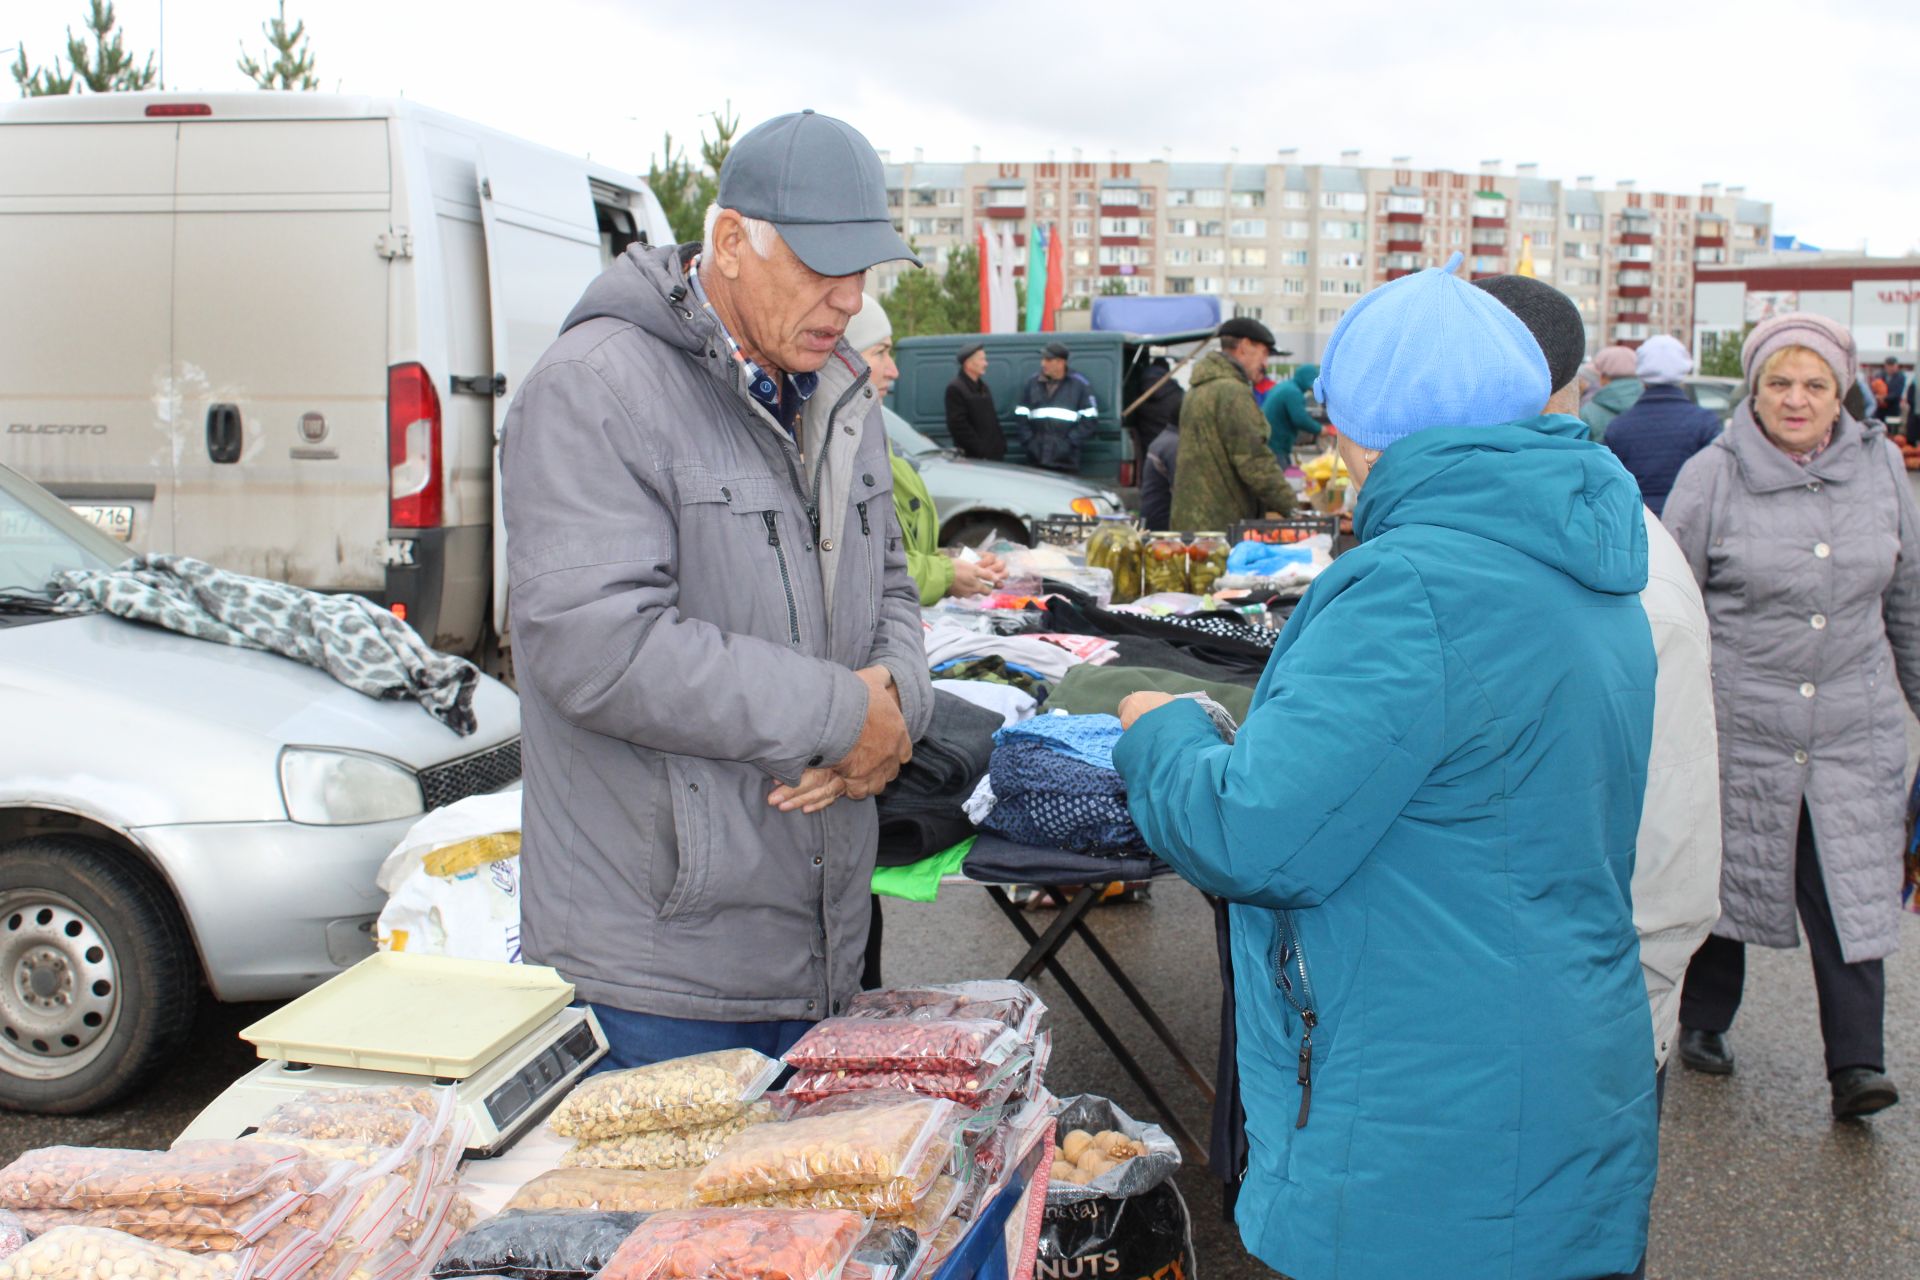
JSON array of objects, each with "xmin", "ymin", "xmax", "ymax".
[{"xmin": 688, "ymin": 260, "xmax": 817, "ymax": 433}]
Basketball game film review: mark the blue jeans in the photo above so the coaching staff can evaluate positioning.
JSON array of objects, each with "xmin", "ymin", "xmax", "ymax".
[{"xmin": 584, "ymin": 1003, "xmax": 815, "ymax": 1073}]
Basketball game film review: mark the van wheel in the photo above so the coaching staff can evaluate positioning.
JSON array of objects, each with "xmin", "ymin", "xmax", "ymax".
[
  {"xmin": 0, "ymin": 837, "xmax": 197, "ymax": 1113},
  {"xmin": 944, "ymin": 514, "xmax": 1032, "ymax": 550}
]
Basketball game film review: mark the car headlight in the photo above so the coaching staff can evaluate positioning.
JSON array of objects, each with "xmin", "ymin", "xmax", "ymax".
[
  {"xmin": 1070, "ymin": 496, "xmax": 1111, "ymax": 518},
  {"xmin": 280, "ymin": 747, "xmax": 425, "ymax": 825}
]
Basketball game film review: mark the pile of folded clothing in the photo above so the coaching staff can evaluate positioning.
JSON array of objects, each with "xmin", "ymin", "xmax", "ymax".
[
  {"xmin": 876, "ymin": 692, "xmax": 1007, "ymax": 866},
  {"xmin": 977, "ymin": 713, "xmax": 1147, "ymax": 857}
]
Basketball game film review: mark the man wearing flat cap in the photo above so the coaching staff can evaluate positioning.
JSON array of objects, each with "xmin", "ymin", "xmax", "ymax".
[
  {"xmin": 1170, "ymin": 316, "xmax": 1299, "ymax": 532},
  {"xmin": 1015, "ymin": 341, "xmax": 1100, "ymax": 473},
  {"xmin": 500, "ymin": 109, "xmax": 933, "ymax": 1067}
]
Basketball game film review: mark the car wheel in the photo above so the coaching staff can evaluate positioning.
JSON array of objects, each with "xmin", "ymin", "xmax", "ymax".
[
  {"xmin": 0, "ymin": 836, "xmax": 197, "ymax": 1113},
  {"xmin": 943, "ymin": 514, "xmax": 1031, "ymax": 550}
]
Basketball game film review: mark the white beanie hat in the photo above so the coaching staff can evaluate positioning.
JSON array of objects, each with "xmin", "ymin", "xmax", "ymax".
[
  {"xmin": 844, "ymin": 292, "xmax": 892, "ymax": 353},
  {"xmin": 1634, "ymin": 335, "xmax": 1692, "ymax": 385}
]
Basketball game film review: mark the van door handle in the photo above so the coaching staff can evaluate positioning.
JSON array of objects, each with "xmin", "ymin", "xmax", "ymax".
[{"xmin": 206, "ymin": 403, "xmax": 242, "ymax": 464}]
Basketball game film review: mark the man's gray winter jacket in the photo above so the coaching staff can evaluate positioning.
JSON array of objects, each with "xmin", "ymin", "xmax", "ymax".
[{"xmin": 500, "ymin": 243, "xmax": 933, "ymax": 1021}]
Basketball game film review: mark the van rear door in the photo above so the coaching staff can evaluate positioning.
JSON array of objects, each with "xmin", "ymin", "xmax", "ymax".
[
  {"xmin": 169, "ymin": 119, "xmax": 392, "ymax": 589},
  {"xmin": 0, "ymin": 119, "xmax": 178, "ymax": 551},
  {"xmin": 471, "ymin": 141, "xmax": 610, "ymax": 637}
]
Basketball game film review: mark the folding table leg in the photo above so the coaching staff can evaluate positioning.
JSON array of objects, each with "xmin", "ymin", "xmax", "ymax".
[
  {"xmin": 1069, "ymin": 918, "xmax": 1217, "ymax": 1103},
  {"xmin": 985, "ymin": 886, "xmax": 1205, "ymax": 1160}
]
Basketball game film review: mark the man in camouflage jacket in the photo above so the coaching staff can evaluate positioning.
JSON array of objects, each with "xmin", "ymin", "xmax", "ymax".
[{"xmin": 1170, "ymin": 318, "xmax": 1298, "ymax": 532}]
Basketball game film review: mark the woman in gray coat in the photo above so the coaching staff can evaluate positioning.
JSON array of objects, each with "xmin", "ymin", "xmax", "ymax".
[{"xmin": 1664, "ymin": 312, "xmax": 1920, "ymax": 1120}]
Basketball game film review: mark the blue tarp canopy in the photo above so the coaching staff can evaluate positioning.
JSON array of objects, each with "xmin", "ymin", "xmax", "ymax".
[{"xmin": 1089, "ymin": 295, "xmax": 1222, "ymax": 337}]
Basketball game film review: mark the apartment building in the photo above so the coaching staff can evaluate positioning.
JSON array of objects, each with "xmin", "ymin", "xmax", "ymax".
[{"xmin": 873, "ymin": 149, "xmax": 1772, "ymax": 360}]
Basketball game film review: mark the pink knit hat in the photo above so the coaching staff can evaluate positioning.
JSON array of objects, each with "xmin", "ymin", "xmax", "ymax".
[
  {"xmin": 1592, "ymin": 345, "xmax": 1637, "ymax": 378},
  {"xmin": 1741, "ymin": 312, "xmax": 1857, "ymax": 391}
]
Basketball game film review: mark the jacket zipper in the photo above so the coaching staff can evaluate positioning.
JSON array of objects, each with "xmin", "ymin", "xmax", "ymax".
[
  {"xmin": 1272, "ymin": 909, "xmax": 1319, "ymax": 1128},
  {"xmin": 856, "ymin": 501, "xmax": 871, "ymax": 536},
  {"xmin": 760, "ymin": 511, "xmax": 801, "ymax": 648}
]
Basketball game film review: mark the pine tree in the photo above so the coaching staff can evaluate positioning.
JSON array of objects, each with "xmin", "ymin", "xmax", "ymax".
[
  {"xmin": 11, "ymin": 0, "xmax": 154, "ymax": 96},
  {"xmin": 648, "ymin": 105, "xmax": 740, "ymax": 246},
  {"xmin": 1698, "ymin": 324, "xmax": 1752, "ymax": 379},
  {"xmin": 238, "ymin": 1, "xmax": 318, "ymax": 91}
]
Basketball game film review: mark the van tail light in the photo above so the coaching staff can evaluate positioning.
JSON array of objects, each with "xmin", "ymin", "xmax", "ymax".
[{"xmin": 388, "ymin": 363, "xmax": 443, "ymax": 528}]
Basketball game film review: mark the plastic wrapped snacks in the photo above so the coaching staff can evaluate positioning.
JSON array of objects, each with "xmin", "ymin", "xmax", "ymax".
[
  {"xmin": 782, "ymin": 1047, "xmax": 1032, "ymax": 1111},
  {"xmin": 559, "ymin": 1104, "xmax": 777, "ymax": 1172},
  {"xmin": 429, "ymin": 1209, "xmax": 648, "ymax": 1279},
  {"xmin": 0, "ymin": 1227, "xmax": 240, "ymax": 1280},
  {"xmin": 842, "ymin": 982, "xmax": 1045, "ymax": 1039},
  {"xmin": 704, "ymin": 1133, "xmax": 949, "ymax": 1216},
  {"xmin": 0, "ymin": 1142, "xmax": 332, "ymax": 1210},
  {"xmin": 503, "ymin": 1170, "xmax": 696, "ymax": 1215},
  {"xmin": 782, "ymin": 1019, "xmax": 1018, "ymax": 1075},
  {"xmin": 595, "ymin": 1209, "xmax": 864, "ymax": 1280},
  {"xmin": 548, "ymin": 1051, "xmax": 782, "ymax": 1140},
  {"xmin": 693, "ymin": 1099, "xmax": 955, "ymax": 1203},
  {"xmin": 0, "ymin": 1212, "xmax": 24, "ymax": 1263}
]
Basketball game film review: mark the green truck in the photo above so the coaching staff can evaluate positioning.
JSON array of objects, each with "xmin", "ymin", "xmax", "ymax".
[{"xmin": 888, "ymin": 329, "xmax": 1212, "ymax": 484}]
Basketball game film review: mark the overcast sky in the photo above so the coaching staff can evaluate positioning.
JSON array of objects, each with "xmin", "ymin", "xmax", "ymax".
[{"xmin": 10, "ymin": 0, "xmax": 1917, "ymax": 254}]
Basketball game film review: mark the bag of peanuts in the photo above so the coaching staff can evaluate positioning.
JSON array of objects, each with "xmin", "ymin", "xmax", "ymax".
[
  {"xmin": 0, "ymin": 1141, "xmax": 343, "ymax": 1212},
  {"xmin": 548, "ymin": 1050, "xmax": 782, "ymax": 1141},
  {"xmin": 595, "ymin": 1208, "xmax": 865, "ymax": 1280},
  {"xmin": 693, "ymin": 1098, "xmax": 955, "ymax": 1203},
  {"xmin": 503, "ymin": 1169, "xmax": 696, "ymax": 1215},
  {"xmin": 705, "ymin": 1125, "xmax": 950, "ymax": 1217},
  {"xmin": 558, "ymin": 1102, "xmax": 778, "ymax": 1173},
  {"xmin": 781, "ymin": 1018, "xmax": 1020, "ymax": 1075},
  {"xmin": 842, "ymin": 981, "xmax": 1046, "ymax": 1040},
  {"xmin": 0, "ymin": 1226, "xmax": 241, "ymax": 1280},
  {"xmin": 0, "ymin": 1212, "xmax": 24, "ymax": 1264}
]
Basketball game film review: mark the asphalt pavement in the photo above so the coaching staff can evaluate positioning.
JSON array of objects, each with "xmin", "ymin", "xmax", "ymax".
[{"xmin": 2, "ymin": 882, "xmax": 1916, "ymax": 1278}]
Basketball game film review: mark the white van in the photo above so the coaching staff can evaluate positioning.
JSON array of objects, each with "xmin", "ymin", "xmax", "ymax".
[{"xmin": 0, "ymin": 93, "xmax": 672, "ymax": 661}]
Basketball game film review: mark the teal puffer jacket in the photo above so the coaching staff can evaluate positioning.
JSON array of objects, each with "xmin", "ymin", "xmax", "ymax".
[{"xmin": 1116, "ymin": 413, "xmax": 1658, "ymax": 1280}]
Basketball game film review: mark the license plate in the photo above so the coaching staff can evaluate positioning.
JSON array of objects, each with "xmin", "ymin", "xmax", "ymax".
[{"xmin": 69, "ymin": 504, "xmax": 134, "ymax": 541}]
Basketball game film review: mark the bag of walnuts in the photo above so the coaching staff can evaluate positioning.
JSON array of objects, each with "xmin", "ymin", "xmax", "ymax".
[{"xmin": 1038, "ymin": 1096, "xmax": 1193, "ymax": 1280}]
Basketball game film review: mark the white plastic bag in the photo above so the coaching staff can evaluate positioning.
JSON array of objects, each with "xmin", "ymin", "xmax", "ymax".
[{"xmin": 375, "ymin": 791, "xmax": 524, "ymax": 963}]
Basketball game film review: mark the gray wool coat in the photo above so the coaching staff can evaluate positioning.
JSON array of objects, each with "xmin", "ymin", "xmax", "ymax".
[{"xmin": 1663, "ymin": 403, "xmax": 1920, "ymax": 963}]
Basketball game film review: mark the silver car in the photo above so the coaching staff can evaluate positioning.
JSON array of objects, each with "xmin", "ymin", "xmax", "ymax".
[
  {"xmin": 884, "ymin": 408, "xmax": 1124, "ymax": 545},
  {"xmin": 0, "ymin": 463, "xmax": 520, "ymax": 1113}
]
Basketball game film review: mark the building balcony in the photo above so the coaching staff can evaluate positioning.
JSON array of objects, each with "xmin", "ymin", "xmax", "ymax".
[
  {"xmin": 1100, "ymin": 235, "xmax": 1141, "ymax": 247},
  {"xmin": 1614, "ymin": 310, "xmax": 1650, "ymax": 324},
  {"xmin": 1470, "ymin": 271, "xmax": 1503, "ymax": 281},
  {"xmin": 1387, "ymin": 238, "xmax": 1423, "ymax": 253},
  {"xmin": 1385, "ymin": 268, "xmax": 1416, "ymax": 280},
  {"xmin": 1471, "ymin": 216, "xmax": 1507, "ymax": 229},
  {"xmin": 1100, "ymin": 204, "xmax": 1142, "ymax": 217},
  {"xmin": 1386, "ymin": 210, "xmax": 1424, "ymax": 224},
  {"xmin": 1618, "ymin": 231, "xmax": 1653, "ymax": 246},
  {"xmin": 1694, "ymin": 234, "xmax": 1726, "ymax": 248},
  {"xmin": 984, "ymin": 206, "xmax": 1025, "ymax": 219},
  {"xmin": 1617, "ymin": 284, "xmax": 1652, "ymax": 298}
]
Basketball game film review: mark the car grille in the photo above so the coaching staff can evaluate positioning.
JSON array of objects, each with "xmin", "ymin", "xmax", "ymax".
[{"xmin": 420, "ymin": 739, "xmax": 522, "ymax": 810}]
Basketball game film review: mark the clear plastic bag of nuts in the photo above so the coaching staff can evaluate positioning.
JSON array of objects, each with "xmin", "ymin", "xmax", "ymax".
[
  {"xmin": 0, "ymin": 1142, "xmax": 331, "ymax": 1211},
  {"xmin": 706, "ymin": 1131, "xmax": 952, "ymax": 1217},
  {"xmin": 841, "ymin": 982, "xmax": 1046, "ymax": 1040},
  {"xmin": 548, "ymin": 1050, "xmax": 783, "ymax": 1141},
  {"xmin": 503, "ymin": 1168, "xmax": 698, "ymax": 1214},
  {"xmin": 595, "ymin": 1208, "xmax": 865, "ymax": 1280},
  {"xmin": 560, "ymin": 1103, "xmax": 777, "ymax": 1172},
  {"xmin": 692, "ymin": 1098, "xmax": 956, "ymax": 1203},
  {"xmin": 0, "ymin": 1226, "xmax": 243, "ymax": 1280},
  {"xmin": 782, "ymin": 1018, "xmax": 1021, "ymax": 1075}
]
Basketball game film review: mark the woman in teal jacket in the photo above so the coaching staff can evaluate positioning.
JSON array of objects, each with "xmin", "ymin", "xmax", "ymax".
[{"xmin": 1115, "ymin": 257, "xmax": 1659, "ymax": 1280}]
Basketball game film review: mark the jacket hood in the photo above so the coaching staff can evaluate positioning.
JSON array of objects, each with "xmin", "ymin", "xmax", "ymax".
[
  {"xmin": 1191, "ymin": 350, "xmax": 1250, "ymax": 389},
  {"xmin": 1594, "ymin": 378, "xmax": 1642, "ymax": 410},
  {"xmin": 562, "ymin": 242, "xmax": 711, "ymax": 355},
  {"xmin": 1291, "ymin": 364, "xmax": 1319, "ymax": 391},
  {"xmin": 1354, "ymin": 413, "xmax": 1649, "ymax": 595}
]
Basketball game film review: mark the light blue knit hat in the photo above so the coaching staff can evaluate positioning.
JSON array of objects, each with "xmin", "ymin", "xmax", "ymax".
[{"xmin": 1313, "ymin": 252, "xmax": 1551, "ymax": 451}]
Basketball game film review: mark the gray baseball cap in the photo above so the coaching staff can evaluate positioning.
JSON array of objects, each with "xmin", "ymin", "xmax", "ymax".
[{"xmin": 716, "ymin": 110, "xmax": 922, "ymax": 277}]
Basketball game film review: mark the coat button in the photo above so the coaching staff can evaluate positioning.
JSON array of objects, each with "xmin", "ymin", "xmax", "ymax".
[
  {"xmin": 845, "ymin": 425, "xmax": 856, "ymax": 436},
  {"xmin": 1794, "ymin": 749, "xmax": 1809, "ymax": 764},
  {"xmin": 721, "ymin": 487, "xmax": 731, "ymax": 501},
  {"xmin": 1811, "ymin": 614, "xmax": 1827, "ymax": 630},
  {"xmin": 863, "ymin": 473, "xmax": 875, "ymax": 486},
  {"xmin": 1815, "ymin": 543, "xmax": 1831, "ymax": 558},
  {"xmin": 1800, "ymin": 682, "xmax": 1816, "ymax": 698},
  {"xmin": 821, "ymin": 538, "xmax": 835, "ymax": 552},
  {"xmin": 1808, "ymin": 480, "xmax": 1822, "ymax": 491},
  {"xmin": 813, "ymin": 855, "xmax": 824, "ymax": 866}
]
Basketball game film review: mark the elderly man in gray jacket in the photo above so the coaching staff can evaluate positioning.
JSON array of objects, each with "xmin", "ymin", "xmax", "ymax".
[{"xmin": 500, "ymin": 111, "xmax": 933, "ymax": 1067}]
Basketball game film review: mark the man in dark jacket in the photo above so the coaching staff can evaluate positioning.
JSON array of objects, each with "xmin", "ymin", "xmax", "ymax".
[
  {"xmin": 1139, "ymin": 419, "xmax": 1179, "ymax": 530},
  {"xmin": 1015, "ymin": 341, "xmax": 1099, "ymax": 472},
  {"xmin": 944, "ymin": 342, "xmax": 1004, "ymax": 459},
  {"xmin": 1877, "ymin": 357, "xmax": 1908, "ymax": 435},
  {"xmin": 501, "ymin": 111, "xmax": 933, "ymax": 1069},
  {"xmin": 1129, "ymin": 355, "xmax": 1184, "ymax": 457},
  {"xmin": 1169, "ymin": 317, "xmax": 1297, "ymax": 531},
  {"xmin": 1603, "ymin": 335, "xmax": 1722, "ymax": 517}
]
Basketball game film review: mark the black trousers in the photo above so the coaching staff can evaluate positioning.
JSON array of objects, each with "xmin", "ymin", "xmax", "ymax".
[
  {"xmin": 862, "ymin": 894, "xmax": 885, "ymax": 990},
  {"xmin": 1679, "ymin": 804, "xmax": 1887, "ymax": 1075}
]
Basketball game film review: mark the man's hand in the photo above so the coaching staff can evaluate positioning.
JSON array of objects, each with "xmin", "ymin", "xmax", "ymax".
[
  {"xmin": 769, "ymin": 768, "xmax": 847, "ymax": 814},
  {"xmin": 1118, "ymin": 690, "xmax": 1178, "ymax": 730},
  {"xmin": 834, "ymin": 666, "xmax": 913, "ymax": 797},
  {"xmin": 948, "ymin": 553, "xmax": 1005, "ymax": 599}
]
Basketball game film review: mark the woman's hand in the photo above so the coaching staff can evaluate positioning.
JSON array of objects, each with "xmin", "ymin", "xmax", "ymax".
[
  {"xmin": 1118, "ymin": 691, "xmax": 1178, "ymax": 729},
  {"xmin": 948, "ymin": 551, "xmax": 1006, "ymax": 598}
]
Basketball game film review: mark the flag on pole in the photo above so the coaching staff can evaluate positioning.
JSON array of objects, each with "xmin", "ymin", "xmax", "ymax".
[
  {"xmin": 1023, "ymin": 225, "xmax": 1048, "ymax": 332},
  {"xmin": 1041, "ymin": 222, "xmax": 1064, "ymax": 332},
  {"xmin": 977, "ymin": 223, "xmax": 992, "ymax": 332},
  {"xmin": 991, "ymin": 226, "xmax": 1018, "ymax": 334},
  {"xmin": 1516, "ymin": 234, "xmax": 1536, "ymax": 279}
]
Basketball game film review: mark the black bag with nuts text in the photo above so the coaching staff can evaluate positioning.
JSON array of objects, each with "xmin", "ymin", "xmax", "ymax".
[{"xmin": 1038, "ymin": 1096, "xmax": 1196, "ymax": 1280}]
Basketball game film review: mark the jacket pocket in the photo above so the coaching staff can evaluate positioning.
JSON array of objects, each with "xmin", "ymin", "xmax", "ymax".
[
  {"xmin": 855, "ymin": 465, "xmax": 896, "ymax": 628},
  {"xmin": 656, "ymin": 756, "xmax": 712, "ymax": 922},
  {"xmin": 675, "ymin": 468, "xmax": 803, "ymax": 648}
]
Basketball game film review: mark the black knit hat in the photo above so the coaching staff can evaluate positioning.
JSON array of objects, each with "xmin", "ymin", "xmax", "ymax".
[
  {"xmin": 956, "ymin": 342, "xmax": 985, "ymax": 365},
  {"xmin": 1474, "ymin": 275, "xmax": 1586, "ymax": 394}
]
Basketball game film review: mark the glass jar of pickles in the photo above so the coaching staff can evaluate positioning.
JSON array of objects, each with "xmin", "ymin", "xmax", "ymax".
[
  {"xmin": 1144, "ymin": 534, "xmax": 1191, "ymax": 595},
  {"xmin": 1186, "ymin": 533, "xmax": 1230, "ymax": 596},
  {"xmin": 1085, "ymin": 517, "xmax": 1144, "ymax": 604}
]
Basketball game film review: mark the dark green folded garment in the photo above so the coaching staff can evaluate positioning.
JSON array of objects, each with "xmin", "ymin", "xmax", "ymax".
[{"xmin": 1047, "ymin": 663, "xmax": 1254, "ymax": 724}]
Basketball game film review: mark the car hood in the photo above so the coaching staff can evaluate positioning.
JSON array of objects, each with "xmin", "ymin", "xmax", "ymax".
[
  {"xmin": 912, "ymin": 451, "xmax": 1118, "ymax": 500},
  {"xmin": 0, "ymin": 613, "xmax": 518, "ymax": 769}
]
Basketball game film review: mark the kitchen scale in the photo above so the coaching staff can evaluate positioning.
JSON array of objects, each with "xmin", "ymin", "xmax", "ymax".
[{"xmin": 180, "ymin": 952, "xmax": 607, "ymax": 1158}]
